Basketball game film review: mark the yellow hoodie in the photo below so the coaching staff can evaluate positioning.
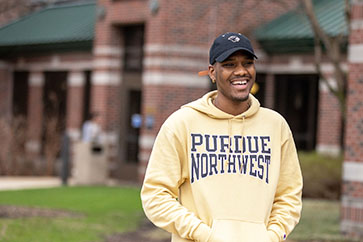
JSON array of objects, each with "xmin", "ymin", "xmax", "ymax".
[{"xmin": 141, "ymin": 91, "xmax": 303, "ymax": 242}]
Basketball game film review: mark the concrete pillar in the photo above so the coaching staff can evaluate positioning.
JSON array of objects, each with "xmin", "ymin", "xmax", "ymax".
[{"xmin": 26, "ymin": 71, "xmax": 44, "ymax": 157}]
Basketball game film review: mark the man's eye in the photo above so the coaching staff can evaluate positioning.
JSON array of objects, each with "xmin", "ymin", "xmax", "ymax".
[
  {"xmin": 222, "ymin": 63, "xmax": 234, "ymax": 67},
  {"xmin": 244, "ymin": 62, "xmax": 254, "ymax": 67}
]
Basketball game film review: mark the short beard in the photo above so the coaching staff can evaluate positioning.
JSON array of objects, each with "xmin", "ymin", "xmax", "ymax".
[{"xmin": 231, "ymin": 95, "xmax": 249, "ymax": 103}]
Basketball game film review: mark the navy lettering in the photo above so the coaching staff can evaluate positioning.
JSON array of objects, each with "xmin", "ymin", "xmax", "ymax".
[
  {"xmin": 218, "ymin": 154, "xmax": 227, "ymax": 174},
  {"xmin": 247, "ymin": 136, "xmax": 259, "ymax": 153},
  {"xmin": 261, "ymin": 136, "xmax": 271, "ymax": 154},
  {"xmin": 219, "ymin": 135, "xmax": 229, "ymax": 153},
  {"xmin": 205, "ymin": 134, "xmax": 218, "ymax": 152},
  {"xmin": 191, "ymin": 133, "xmax": 203, "ymax": 152},
  {"xmin": 189, "ymin": 134, "xmax": 272, "ymax": 184},
  {"xmin": 257, "ymin": 155, "xmax": 264, "ymax": 179},
  {"xmin": 201, "ymin": 153, "xmax": 208, "ymax": 178},
  {"xmin": 234, "ymin": 135, "xmax": 242, "ymax": 153},
  {"xmin": 249, "ymin": 155, "xmax": 257, "ymax": 177},
  {"xmin": 191, "ymin": 153, "xmax": 200, "ymax": 183},
  {"xmin": 228, "ymin": 155, "xmax": 237, "ymax": 173},
  {"xmin": 209, "ymin": 154, "xmax": 218, "ymax": 175},
  {"xmin": 265, "ymin": 155, "xmax": 271, "ymax": 184}
]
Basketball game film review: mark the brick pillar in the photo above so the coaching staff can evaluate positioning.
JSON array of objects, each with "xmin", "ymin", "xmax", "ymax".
[
  {"xmin": 66, "ymin": 71, "xmax": 85, "ymax": 141},
  {"xmin": 264, "ymin": 73, "xmax": 275, "ymax": 109},
  {"xmin": 92, "ymin": 2, "xmax": 124, "ymax": 177},
  {"xmin": 316, "ymin": 77, "xmax": 342, "ymax": 156},
  {"xmin": 138, "ymin": 43, "xmax": 211, "ymax": 181},
  {"xmin": 341, "ymin": 0, "xmax": 363, "ymax": 239},
  {"xmin": 26, "ymin": 71, "xmax": 44, "ymax": 158}
]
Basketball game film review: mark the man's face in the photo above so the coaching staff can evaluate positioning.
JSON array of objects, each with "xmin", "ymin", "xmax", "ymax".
[{"xmin": 209, "ymin": 50, "xmax": 256, "ymax": 104}]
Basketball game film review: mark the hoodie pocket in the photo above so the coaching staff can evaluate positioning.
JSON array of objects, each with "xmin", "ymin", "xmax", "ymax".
[{"xmin": 206, "ymin": 219, "xmax": 270, "ymax": 242}]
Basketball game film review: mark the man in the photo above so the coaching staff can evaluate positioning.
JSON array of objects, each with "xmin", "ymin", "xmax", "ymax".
[
  {"xmin": 82, "ymin": 112, "xmax": 101, "ymax": 143},
  {"xmin": 141, "ymin": 32, "xmax": 303, "ymax": 242}
]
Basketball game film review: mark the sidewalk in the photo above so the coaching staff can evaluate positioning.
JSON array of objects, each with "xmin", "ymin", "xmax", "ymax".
[{"xmin": 0, "ymin": 176, "xmax": 62, "ymax": 191}]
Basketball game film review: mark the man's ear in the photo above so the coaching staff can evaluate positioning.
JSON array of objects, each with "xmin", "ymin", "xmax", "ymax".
[{"xmin": 208, "ymin": 65, "xmax": 216, "ymax": 83}]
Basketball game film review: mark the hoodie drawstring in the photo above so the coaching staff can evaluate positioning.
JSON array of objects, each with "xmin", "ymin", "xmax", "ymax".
[
  {"xmin": 226, "ymin": 116, "xmax": 245, "ymax": 172},
  {"xmin": 225, "ymin": 119, "xmax": 232, "ymax": 171},
  {"xmin": 239, "ymin": 115, "xmax": 246, "ymax": 173}
]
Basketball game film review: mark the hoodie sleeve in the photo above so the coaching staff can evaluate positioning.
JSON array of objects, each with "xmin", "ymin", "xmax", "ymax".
[
  {"xmin": 141, "ymin": 123, "xmax": 211, "ymax": 241},
  {"xmin": 267, "ymin": 126, "xmax": 303, "ymax": 242}
]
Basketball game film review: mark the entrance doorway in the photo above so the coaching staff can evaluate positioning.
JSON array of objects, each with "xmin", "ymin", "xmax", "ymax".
[
  {"xmin": 117, "ymin": 24, "xmax": 144, "ymax": 181},
  {"xmin": 274, "ymin": 74, "xmax": 319, "ymax": 150}
]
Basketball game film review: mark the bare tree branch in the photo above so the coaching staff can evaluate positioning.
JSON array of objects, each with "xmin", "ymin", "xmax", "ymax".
[{"xmin": 302, "ymin": 0, "xmax": 348, "ymax": 118}]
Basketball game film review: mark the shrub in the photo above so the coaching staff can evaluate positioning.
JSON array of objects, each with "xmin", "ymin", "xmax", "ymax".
[{"xmin": 298, "ymin": 151, "xmax": 343, "ymax": 200}]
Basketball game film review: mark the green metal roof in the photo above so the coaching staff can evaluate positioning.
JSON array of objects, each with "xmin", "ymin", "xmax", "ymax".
[
  {"xmin": 254, "ymin": 0, "xmax": 348, "ymax": 54},
  {"xmin": 0, "ymin": 1, "xmax": 96, "ymax": 55}
]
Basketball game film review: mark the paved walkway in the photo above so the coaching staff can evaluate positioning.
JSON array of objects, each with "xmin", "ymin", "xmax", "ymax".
[{"xmin": 0, "ymin": 176, "xmax": 62, "ymax": 191}]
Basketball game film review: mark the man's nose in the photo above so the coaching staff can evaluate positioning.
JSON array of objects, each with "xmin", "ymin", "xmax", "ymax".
[{"xmin": 234, "ymin": 64, "xmax": 248, "ymax": 76}]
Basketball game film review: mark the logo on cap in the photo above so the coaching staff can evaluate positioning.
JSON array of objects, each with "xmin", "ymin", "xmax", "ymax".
[{"xmin": 227, "ymin": 36, "xmax": 240, "ymax": 43}]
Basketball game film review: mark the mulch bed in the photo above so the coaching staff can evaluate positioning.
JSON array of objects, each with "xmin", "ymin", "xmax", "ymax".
[
  {"xmin": 0, "ymin": 205, "xmax": 81, "ymax": 218},
  {"xmin": 104, "ymin": 219, "xmax": 171, "ymax": 242}
]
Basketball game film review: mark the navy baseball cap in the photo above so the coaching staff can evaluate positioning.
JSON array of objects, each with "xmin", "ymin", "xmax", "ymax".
[
  {"xmin": 198, "ymin": 32, "xmax": 257, "ymax": 76},
  {"xmin": 210, "ymin": 32, "xmax": 257, "ymax": 64}
]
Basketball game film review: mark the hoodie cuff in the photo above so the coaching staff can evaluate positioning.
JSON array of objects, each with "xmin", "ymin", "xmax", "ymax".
[
  {"xmin": 267, "ymin": 230, "xmax": 280, "ymax": 242},
  {"xmin": 192, "ymin": 222, "xmax": 211, "ymax": 242}
]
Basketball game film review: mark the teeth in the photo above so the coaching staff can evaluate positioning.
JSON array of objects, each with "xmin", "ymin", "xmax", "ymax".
[{"xmin": 232, "ymin": 80, "xmax": 247, "ymax": 85}]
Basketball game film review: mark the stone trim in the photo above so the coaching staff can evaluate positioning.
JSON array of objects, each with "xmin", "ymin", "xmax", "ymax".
[
  {"xmin": 93, "ymin": 45, "xmax": 123, "ymax": 56},
  {"xmin": 91, "ymin": 71, "xmax": 122, "ymax": 85},
  {"xmin": 68, "ymin": 71, "xmax": 85, "ymax": 87},
  {"xmin": 142, "ymin": 71, "xmax": 209, "ymax": 88},
  {"xmin": 29, "ymin": 72, "xmax": 44, "ymax": 86},
  {"xmin": 144, "ymin": 56, "xmax": 207, "ymax": 69},
  {"xmin": 343, "ymin": 161, "xmax": 363, "ymax": 182},
  {"xmin": 316, "ymin": 144, "xmax": 341, "ymax": 156},
  {"xmin": 348, "ymin": 44, "xmax": 363, "ymax": 63},
  {"xmin": 342, "ymin": 195, "xmax": 363, "ymax": 209},
  {"xmin": 139, "ymin": 134, "xmax": 155, "ymax": 150},
  {"xmin": 145, "ymin": 44, "xmax": 208, "ymax": 56}
]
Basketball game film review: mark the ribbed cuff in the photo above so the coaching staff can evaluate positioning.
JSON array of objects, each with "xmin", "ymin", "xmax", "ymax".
[
  {"xmin": 267, "ymin": 230, "xmax": 280, "ymax": 242},
  {"xmin": 192, "ymin": 222, "xmax": 211, "ymax": 242}
]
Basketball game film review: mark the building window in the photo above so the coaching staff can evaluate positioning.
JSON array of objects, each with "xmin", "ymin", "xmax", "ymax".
[{"xmin": 123, "ymin": 25, "xmax": 144, "ymax": 72}]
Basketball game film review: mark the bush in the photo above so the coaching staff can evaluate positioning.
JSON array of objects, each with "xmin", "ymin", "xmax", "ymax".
[{"xmin": 298, "ymin": 151, "xmax": 343, "ymax": 200}]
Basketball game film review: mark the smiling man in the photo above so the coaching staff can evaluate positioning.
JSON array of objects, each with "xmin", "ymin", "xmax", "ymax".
[{"xmin": 141, "ymin": 32, "xmax": 303, "ymax": 242}]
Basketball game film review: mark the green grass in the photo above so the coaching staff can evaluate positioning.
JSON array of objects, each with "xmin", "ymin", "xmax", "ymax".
[
  {"xmin": 289, "ymin": 199, "xmax": 355, "ymax": 242},
  {"xmin": 0, "ymin": 186, "xmax": 143, "ymax": 242},
  {"xmin": 0, "ymin": 186, "xmax": 359, "ymax": 242}
]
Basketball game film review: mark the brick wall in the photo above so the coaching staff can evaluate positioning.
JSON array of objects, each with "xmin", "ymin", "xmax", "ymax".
[{"xmin": 341, "ymin": 0, "xmax": 363, "ymax": 239}]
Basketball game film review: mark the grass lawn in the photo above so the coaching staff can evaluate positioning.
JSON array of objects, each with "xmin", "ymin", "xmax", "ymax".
[
  {"xmin": 0, "ymin": 186, "xmax": 358, "ymax": 242},
  {"xmin": 288, "ymin": 199, "xmax": 355, "ymax": 242},
  {"xmin": 0, "ymin": 186, "xmax": 143, "ymax": 242}
]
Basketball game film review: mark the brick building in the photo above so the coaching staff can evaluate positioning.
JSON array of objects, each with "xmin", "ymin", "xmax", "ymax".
[
  {"xmin": 341, "ymin": 0, "xmax": 363, "ymax": 238},
  {"xmin": 0, "ymin": 0, "xmax": 353, "ymax": 179}
]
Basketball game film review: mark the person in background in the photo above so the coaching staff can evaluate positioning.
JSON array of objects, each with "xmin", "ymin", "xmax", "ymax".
[{"xmin": 82, "ymin": 112, "xmax": 101, "ymax": 143}]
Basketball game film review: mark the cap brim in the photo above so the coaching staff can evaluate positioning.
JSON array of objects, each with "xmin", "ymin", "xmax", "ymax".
[{"xmin": 215, "ymin": 47, "xmax": 257, "ymax": 63}]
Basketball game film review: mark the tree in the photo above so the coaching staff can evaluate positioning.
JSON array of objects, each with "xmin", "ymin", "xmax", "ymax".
[{"xmin": 302, "ymin": 0, "xmax": 350, "ymax": 121}]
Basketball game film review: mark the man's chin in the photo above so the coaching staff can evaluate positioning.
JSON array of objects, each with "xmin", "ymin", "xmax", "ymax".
[{"xmin": 232, "ymin": 94, "xmax": 249, "ymax": 103}]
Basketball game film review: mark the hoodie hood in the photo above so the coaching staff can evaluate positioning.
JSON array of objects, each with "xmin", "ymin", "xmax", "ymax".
[{"xmin": 182, "ymin": 90, "xmax": 260, "ymax": 119}]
